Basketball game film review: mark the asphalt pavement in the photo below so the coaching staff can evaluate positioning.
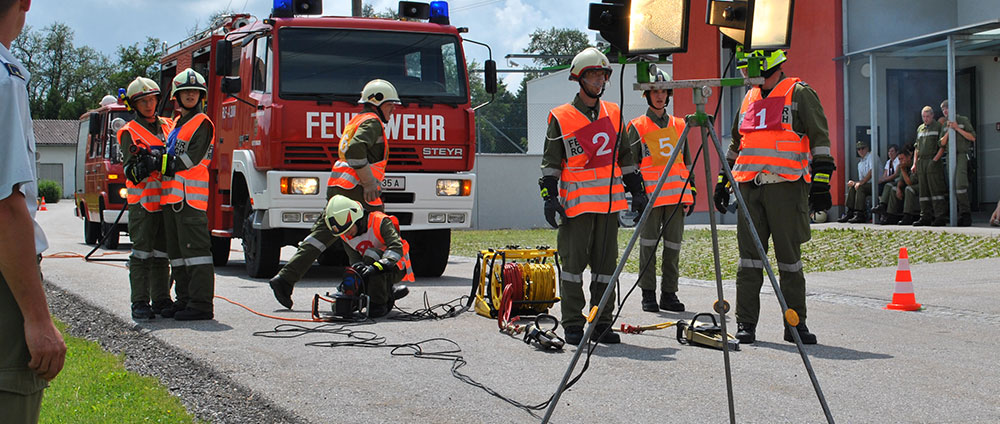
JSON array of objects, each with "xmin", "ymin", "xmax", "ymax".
[{"xmin": 37, "ymin": 201, "xmax": 1000, "ymax": 423}]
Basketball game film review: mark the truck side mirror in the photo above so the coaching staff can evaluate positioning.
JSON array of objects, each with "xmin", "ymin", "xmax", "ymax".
[
  {"xmin": 88, "ymin": 113, "xmax": 102, "ymax": 135},
  {"xmin": 215, "ymin": 40, "xmax": 233, "ymax": 76},
  {"xmin": 221, "ymin": 76, "xmax": 242, "ymax": 95},
  {"xmin": 484, "ymin": 59, "xmax": 498, "ymax": 94}
]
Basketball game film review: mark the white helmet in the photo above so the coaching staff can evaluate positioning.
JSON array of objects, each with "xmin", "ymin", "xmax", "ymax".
[
  {"xmin": 170, "ymin": 68, "xmax": 208, "ymax": 99},
  {"xmin": 324, "ymin": 195, "xmax": 364, "ymax": 237},
  {"xmin": 100, "ymin": 95, "xmax": 118, "ymax": 107},
  {"xmin": 569, "ymin": 47, "xmax": 612, "ymax": 81},
  {"xmin": 359, "ymin": 79, "xmax": 401, "ymax": 107},
  {"xmin": 126, "ymin": 77, "xmax": 160, "ymax": 103}
]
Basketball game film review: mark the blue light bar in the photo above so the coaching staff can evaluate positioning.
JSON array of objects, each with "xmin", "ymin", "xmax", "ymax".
[
  {"xmin": 429, "ymin": 1, "xmax": 449, "ymax": 25},
  {"xmin": 273, "ymin": 0, "xmax": 294, "ymax": 18}
]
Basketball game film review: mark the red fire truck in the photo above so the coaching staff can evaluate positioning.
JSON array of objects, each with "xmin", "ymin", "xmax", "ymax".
[
  {"xmin": 155, "ymin": 2, "xmax": 495, "ymax": 278},
  {"xmin": 74, "ymin": 96, "xmax": 132, "ymax": 249}
]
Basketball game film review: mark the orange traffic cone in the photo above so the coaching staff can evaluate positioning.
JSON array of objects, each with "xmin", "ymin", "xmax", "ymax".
[
  {"xmin": 39, "ymin": 198, "xmax": 47, "ymax": 211},
  {"xmin": 885, "ymin": 247, "xmax": 921, "ymax": 311}
]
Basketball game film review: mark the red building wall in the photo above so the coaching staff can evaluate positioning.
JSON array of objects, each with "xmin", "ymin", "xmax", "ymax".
[{"xmin": 673, "ymin": 0, "xmax": 845, "ymax": 211}]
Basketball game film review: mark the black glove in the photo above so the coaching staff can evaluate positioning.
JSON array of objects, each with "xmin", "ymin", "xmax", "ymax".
[
  {"xmin": 358, "ymin": 260, "xmax": 388, "ymax": 279},
  {"xmin": 162, "ymin": 155, "xmax": 180, "ymax": 177},
  {"xmin": 622, "ymin": 171, "xmax": 648, "ymax": 222},
  {"xmin": 125, "ymin": 157, "xmax": 153, "ymax": 184},
  {"xmin": 714, "ymin": 172, "xmax": 731, "ymax": 214},
  {"xmin": 810, "ymin": 161, "xmax": 836, "ymax": 212},
  {"xmin": 686, "ymin": 186, "xmax": 697, "ymax": 217},
  {"xmin": 539, "ymin": 176, "xmax": 566, "ymax": 228}
]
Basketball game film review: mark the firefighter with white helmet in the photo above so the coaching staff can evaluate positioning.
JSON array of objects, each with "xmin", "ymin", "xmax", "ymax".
[
  {"xmin": 539, "ymin": 47, "xmax": 644, "ymax": 345},
  {"xmin": 270, "ymin": 79, "xmax": 401, "ymax": 308},
  {"xmin": 158, "ymin": 68, "xmax": 216, "ymax": 320},
  {"xmin": 624, "ymin": 68, "xmax": 693, "ymax": 314},
  {"xmin": 117, "ymin": 76, "xmax": 174, "ymax": 320}
]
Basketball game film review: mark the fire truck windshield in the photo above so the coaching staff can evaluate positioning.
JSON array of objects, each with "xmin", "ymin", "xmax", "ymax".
[{"xmin": 278, "ymin": 28, "xmax": 468, "ymax": 104}]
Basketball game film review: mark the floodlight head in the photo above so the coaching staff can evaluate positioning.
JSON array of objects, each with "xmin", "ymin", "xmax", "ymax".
[
  {"xmin": 588, "ymin": 0, "xmax": 689, "ymax": 55},
  {"xmin": 707, "ymin": 0, "xmax": 793, "ymax": 50}
]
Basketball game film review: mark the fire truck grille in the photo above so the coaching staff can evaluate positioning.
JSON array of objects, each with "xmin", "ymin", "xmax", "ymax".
[
  {"xmin": 385, "ymin": 212, "xmax": 413, "ymax": 226},
  {"xmin": 388, "ymin": 147, "xmax": 421, "ymax": 167},
  {"xmin": 282, "ymin": 145, "xmax": 337, "ymax": 167}
]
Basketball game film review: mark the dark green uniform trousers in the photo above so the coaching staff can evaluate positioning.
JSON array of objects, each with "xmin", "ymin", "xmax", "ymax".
[
  {"xmin": 904, "ymin": 184, "xmax": 920, "ymax": 215},
  {"xmin": 277, "ymin": 187, "xmax": 382, "ymax": 285},
  {"xmin": 637, "ymin": 204, "xmax": 684, "ymax": 294},
  {"xmin": 127, "ymin": 204, "xmax": 170, "ymax": 305},
  {"xmin": 557, "ymin": 212, "xmax": 619, "ymax": 329},
  {"xmin": 345, "ymin": 248, "xmax": 403, "ymax": 306},
  {"xmin": 879, "ymin": 183, "xmax": 898, "ymax": 213},
  {"xmin": 735, "ymin": 180, "xmax": 810, "ymax": 325},
  {"xmin": 917, "ymin": 158, "xmax": 948, "ymax": 221},
  {"xmin": 845, "ymin": 183, "xmax": 872, "ymax": 211},
  {"xmin": 163, "ymin": 203, "xmax": 215, "ymax": 313},
  {"xmin": 956, "ymin": 153, "xmax": 970, "ymax": 216},
  {"xmin": 1, "ymin": 270, "xmax": 47, "ymax": 424}
]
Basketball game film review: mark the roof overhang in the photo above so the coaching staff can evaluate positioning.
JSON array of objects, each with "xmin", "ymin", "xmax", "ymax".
[{"xmin": 836, "ymin": 19, "xmax": 1000, "ymax": 60}]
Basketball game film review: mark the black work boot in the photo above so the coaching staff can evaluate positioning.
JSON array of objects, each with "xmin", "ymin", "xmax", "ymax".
[
  {"xmin": 735, "ymin": 322, "xmax": 756, "ymax": 344},
  {"xmin": 564, "ymin": 326, "xmax": 584, "ymax": 345},
  {"xmin": 368, "ymin": 303, "xmax": 390, "ymax": 318},
  {"xmin": 658, "ymin": 292, "xmax": 685, "ymax": 312},
  {"xmin": 898, "ymin": 214, "xmax": 917, "ymax": 225},
  {"xmin": 159, "ymin": 300, "xmax": 185, "ymax": 319},
  {"xmin": 269, "ymin": 275, "xmax": 294, "ymax": 309},
  {"xmin": 131, "ymin": 302, "xmax": 155, "ymax": 320},
  {"xmin": 879, "ymin": 213, "xmax": 901, "ymax": 225},
  {"xmin": 957, "ymin": 213, "xmax": 972, "ymax": 227},
  {"xmin": 783, "ymin": 323, "xmax": 817, "ymax": 344},
  {"xmin": 386, "ymin": 284, "xmax": 409, "ymax": 311},
  {"xmin": 151, "ymin": 300, "xmax": 174, "ymax": 317},
  {"xmin": 640, "ymin": 289, "xmax": 659, "ymax": 312},
  {"xmin": 870, "ymin": 203, "xmax": 887, "ymax": 216},
  {"xmin": 932, "ymin": 217, "xmax": 949, "ymax": 227},
  {"xmin": 912, "ymin": 216, "xmax": 933, "ymax": 226},
  {"xmin": 848, "ymin": 212, "xmax": 868, "ymax": 224},
  {"xmin": 836, "ymin": 210, "xmax": 856, "ymax": 223},
  {"xmin": 174, "ymin": 308, "xmax": 214, "ymax": 321},
  {"xmin": 591, "ymin": 323, "xmax": 621, "ymax": 344}
]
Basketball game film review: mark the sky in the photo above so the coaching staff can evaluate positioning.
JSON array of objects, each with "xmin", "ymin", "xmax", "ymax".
[{"xmin": 23, "ymin": 0, "xmax": 592, "ymax": 88}]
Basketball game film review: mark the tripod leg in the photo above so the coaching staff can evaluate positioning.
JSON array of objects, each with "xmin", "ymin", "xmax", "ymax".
[
  {"xmin": 699, "ymin": 122, "xmax": 737, "ymax": 424},
  {"xmin": 705, "ymin": 121, "xmax": 834, "ymax": 423}
]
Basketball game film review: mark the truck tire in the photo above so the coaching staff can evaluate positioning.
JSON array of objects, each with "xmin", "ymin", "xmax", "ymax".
[
  {"xmin": 211, "ymin": 235, "xmax": 231, "ymax": 267},
  {"xmin": 82, "ymin": 204, "xmax": 99, "ymax": 245},
  {"xmin": 241, "ymin": 203, "xmax": 281, "ymax": 278},
  {"xmin": 406, "ymin": 229, "xmax": 450, "ymax": 278}
]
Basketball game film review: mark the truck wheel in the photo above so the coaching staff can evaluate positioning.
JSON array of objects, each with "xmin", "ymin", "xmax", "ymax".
[
  {"xmin": 100, "ymin": 209, "xmax": 120, "ymax": 249},
  {"xmin": 82, "ymin": 204, "xmax": 99, "ymax": 245},
  {"xmin": 406, "ymin": 229, "xmax": 450, "ymax": 278},
  {"xmin": 211, "ymin": 236, "xmax": 231, "ymax": 267},
  {"xmin": 242, "ymin": 204, "xmax": 280, "ymax": 278}
]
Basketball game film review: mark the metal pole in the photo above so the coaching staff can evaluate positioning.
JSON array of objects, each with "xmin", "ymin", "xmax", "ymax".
[
  {"xmin": 540, "ymin": 124, "xmax": 692, "ymax": 424},
  {"xmin": 947, "ymin": 35, "xmax": 957, "ymax": 226},
  {"xmin": 352, "ymin": 0, "xmax": 362, "ymax": 17},
  {"xmin": 869, "ymin": 54, "xmax": 879, "ymax": 223}
]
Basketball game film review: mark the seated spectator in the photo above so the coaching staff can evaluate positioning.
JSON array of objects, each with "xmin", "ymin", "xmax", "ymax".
[
  {"xmin": 897, "ymin": 144, "xmax": 921, "ymax": 225},
  {"xmin": 837, "ymin": 140, "xmax": 874, "ymax": 223},
  {"xmin": 991, "ymin": 199, "xmax": 1000, "ymax": 227},
  {"xmin": 872, "ymin": 144, "xmax": 900, "ymax": 220},
  {"xmin": 879, "ymin": 144, "xmax": 914, "ymax": 224}
]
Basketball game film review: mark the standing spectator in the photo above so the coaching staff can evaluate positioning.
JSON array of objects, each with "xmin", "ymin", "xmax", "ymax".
[
  {"xmin": 837, "ymin": 141, "xmax": 873, "ymax": 223},
  {"xmin": 1, "ymin": 0, "xmax": 68, "ymax": 421},
  {"xmin": 912, "ymin": 105, "xmax": 948, "ymax": 226},
  {"xmin": 714, "ymin": 49, "xmax": 834, "ymax": 345},
  {"xmin": 939, "ymin": 100, "xmax": 976, "ymax": 226}
]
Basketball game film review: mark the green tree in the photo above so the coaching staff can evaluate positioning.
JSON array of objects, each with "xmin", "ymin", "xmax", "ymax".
[
  {"xmin": 524, "ymin": 27, "xmax": 592, "ymax": 69},
  {"xmin": 363, "ymin": 3, "xmax": 399, "ymax": 19}
]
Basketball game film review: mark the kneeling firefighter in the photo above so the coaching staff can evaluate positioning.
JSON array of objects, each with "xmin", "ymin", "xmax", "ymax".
[
  {"xmin": 159, "ymin": 68, "xmax": 216, "ymax": 321},
  {"xmin": 271, "ymin": 195, "xmax": 413, "ymax": 318}
]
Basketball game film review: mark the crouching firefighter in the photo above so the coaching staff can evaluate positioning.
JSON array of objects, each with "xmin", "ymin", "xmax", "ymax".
[
  {"xmin": 271, "ymin": 195, "xmax": 412, "ymax": 318},
  {"xmin": 539, "ymin": 47, "xmax": 646, "ymax": 345},
  {"xmin": 117, "ymin": 77, "xmax": 173, "ymax": 321},
  {"xmin": 158, "ymin": 68, "xmax": 216, "ymax": 321}
]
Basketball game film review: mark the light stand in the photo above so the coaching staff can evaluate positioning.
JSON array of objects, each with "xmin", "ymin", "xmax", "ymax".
[{"xmin": 540, "ymin": 76, "xmax": 834, "ymax": 424}]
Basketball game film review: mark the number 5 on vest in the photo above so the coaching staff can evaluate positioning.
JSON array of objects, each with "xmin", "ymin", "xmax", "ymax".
[{"xmin": 642, "ymin": 126, "xmax": 680, "ymax": 167}]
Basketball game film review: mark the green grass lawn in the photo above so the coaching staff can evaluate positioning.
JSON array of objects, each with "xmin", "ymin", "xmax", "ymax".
[
  {"xmin": 40, "ymin": 320, "xmax": 198, "ymax": 424},
  {"xmin": 453, "ymin": 227, "xmax": 1000, "ymax": 281}
]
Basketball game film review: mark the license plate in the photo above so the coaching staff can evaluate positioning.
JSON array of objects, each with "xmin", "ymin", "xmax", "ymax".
[{"xmin": 382, "ymin": 176, "xmax": 405, "ymax": 191}]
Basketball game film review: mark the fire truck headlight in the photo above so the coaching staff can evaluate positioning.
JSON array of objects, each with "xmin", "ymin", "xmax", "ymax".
[
  {"xmin": 281, "ymin": 177, "xmax": 319, "ymax": 195},
  {"xmin": 118, "ymin": 188, "xmax": 128, "ymax": 200},
  {"xmin": 436, "ymin": 179, "xmax": 472, "ymax": 196}
]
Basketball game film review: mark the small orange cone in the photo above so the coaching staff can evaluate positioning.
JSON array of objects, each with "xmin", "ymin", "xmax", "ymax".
[
  {"xmin": 886, "ymin": 247, "xmax": 921, "ymax": 311},
  {"xmin": 39, "ymin": 198, "xmax": 48, "ymax": 211}
]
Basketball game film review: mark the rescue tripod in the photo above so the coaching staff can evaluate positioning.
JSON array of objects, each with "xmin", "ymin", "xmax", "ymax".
[{"xmin": 541, "ymin": 80, "xmax": 834, "ymax": 424}]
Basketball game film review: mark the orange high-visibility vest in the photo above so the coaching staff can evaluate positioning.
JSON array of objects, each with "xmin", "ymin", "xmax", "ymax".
[
  {"xmin": 340, "ymin": 211, "xmax": 415, "ymax": 282},
  {"xmin": 732, "ymin": 77, "xmax": 812, "ymax": 183},
  {"xmin": 629, "ymin": 114, "xmax": 694, "ymax": 207},
  {"xmin": 117, "ymin": 117, "xmax": 173, "ymax": 212},
  {"xmin": 161, "ymin": 113, "xmax": 215, "ymax": 210},
  {"xmin": 548, "ymin": 100, "xmax": 626, "ymax": 217},
  {"xmin": 328, "ymin": 113, "xmax": 387, "ymax": 207}
]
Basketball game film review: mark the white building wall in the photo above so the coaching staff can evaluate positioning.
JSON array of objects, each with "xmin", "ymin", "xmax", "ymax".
[{"xmin": 36, "ymin": 145, "xmax": 77, "ymax": 198}]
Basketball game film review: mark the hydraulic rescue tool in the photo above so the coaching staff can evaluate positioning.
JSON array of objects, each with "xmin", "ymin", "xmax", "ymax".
[{"xmin": 311, "ymin": 267, "xmax": 409, "ymax": 322}]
